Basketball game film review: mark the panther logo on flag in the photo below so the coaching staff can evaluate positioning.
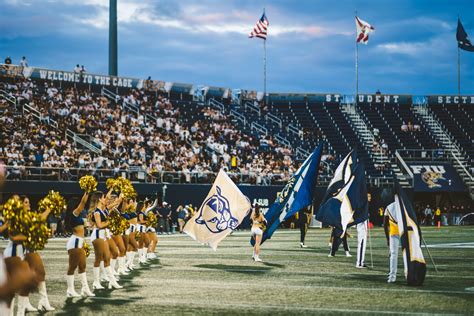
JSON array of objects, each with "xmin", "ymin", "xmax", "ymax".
[{"xmin": 195, "ymin": 186, "xmax": 238, "ymax": 233}]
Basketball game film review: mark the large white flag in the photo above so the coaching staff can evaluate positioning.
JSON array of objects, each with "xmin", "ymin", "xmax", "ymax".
[{"xmin": 184, "ymin": 170, "xmax": 251, "ymax": 250}]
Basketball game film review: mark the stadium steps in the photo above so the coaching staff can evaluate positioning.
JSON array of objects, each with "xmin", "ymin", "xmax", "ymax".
[
  {"xmin": 412, "ymin": 104, "xmax": 474, "ymax": 198},
  {"xmin": 340, "ymin": 104, "xmax": 396, "ymax": 180}
]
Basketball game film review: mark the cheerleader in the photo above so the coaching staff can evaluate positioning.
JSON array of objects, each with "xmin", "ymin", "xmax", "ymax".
[
  {"xmin": 89, "ymin": 191, "xmax": 122, "ymax": 290},
  {"xmin": 137, "ymin": 200, "xmax": 151, "ymax": 264},
  {"xmin": 251, "ymin": 204, "xmax": 266, "ymax": 262},
  {"xmin": 116, "ymin": 200, "xmax": 131, "ymax": 275},
  {"xmin": 126, "ymin": 200, "xmax": 139, "ymax": 270},
  {"xmin": 64, "ymin": 192, "xmax": 95, "ymax": 297},
  {"xmin": 104, "ymin": 194, "xmax": 124, "ymax": 278},
  {"xmin": 145, "ymin": 198, "xmax": 158, "ymax": 259},
  {"xmin": 2, "ymin": 196, "xmax": 39, "ymax": 316},
  {"xmin": 20, "ymin": 196, "xmax": 55, "ymax": 312}
]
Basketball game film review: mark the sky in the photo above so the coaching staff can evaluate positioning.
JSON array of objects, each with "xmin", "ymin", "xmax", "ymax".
[{"xmin": 0, "ymin": 0, "xmax": 473, "ymax": 95}]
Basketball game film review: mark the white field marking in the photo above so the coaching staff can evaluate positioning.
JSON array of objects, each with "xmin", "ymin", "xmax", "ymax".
[
  {"xmin": 466, "ymin": 287, "xmax": 474, "ymax": 291},
  {"xmin": 427, "ymin": 242, "xmax": 474, "ymax": 249},
  {"xmin": 43, "ymin": 295, "xmax": 461, "ymax": 315},
  {"xmin": 46, "ymin": 275, "xmax": 474, "ymax": 296}
]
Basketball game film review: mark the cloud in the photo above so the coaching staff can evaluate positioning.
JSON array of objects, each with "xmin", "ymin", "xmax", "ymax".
[{"xmin": 376, "ymin": 42, "xmax": 426, "ymax": 56}]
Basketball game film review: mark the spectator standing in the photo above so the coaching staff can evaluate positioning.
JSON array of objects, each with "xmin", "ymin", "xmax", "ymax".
[
  {"xmin": 158, "ymin": 202, "xmax": 172, "ymax": 234},
  {"xmin": 424, "ymin": 205, "xmax": 433, "ymax": 225},
  {"xmin": 20, "ymin": 56, "xmax": 28, "ymax": 67}
]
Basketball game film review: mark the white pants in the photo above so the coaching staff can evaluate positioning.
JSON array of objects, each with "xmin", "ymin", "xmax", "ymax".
[
  {"xmin": 251, "ymin": 227, "xmax": 263, "ymax": 235},
  {"xmin": 137, "ymin": 224, "xmax": 145, "ymax": 233},
  {"xmin": 146, "ymin": 227, "xmax": 156, "ymax": 233},
  {"xmin": 389, "ymin": 235, "xmax": 400, "ymax": 280},
  {"xmin": 67, "ymin": 235, "xmax": 84, "ymax": 250},
  {"xmin": 356, "ymin": 220, "xmax": 367, "ymax": 267},
  {"xmin": 90, "ymin": 228, "xmax": 106, "ymax": 242},
  {"xmin": 3, "ymin": 240, "xmax": 24, "ymax": 259}
]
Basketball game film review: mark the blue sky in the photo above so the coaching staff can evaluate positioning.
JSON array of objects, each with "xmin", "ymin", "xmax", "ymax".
[{"xmin": 1, "ymin": 0, "xmax": 473, "ymax": 95}]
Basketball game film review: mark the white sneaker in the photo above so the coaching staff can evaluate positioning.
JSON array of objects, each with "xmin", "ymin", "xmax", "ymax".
[
  {"xmin": 328, "ymin": 254, "xmax": 334, "ymax": 257},
  {"xmin": 345, "ymin": 251, "xmax": 352, "ymax": 257},
  {"xmin": 254, "ymin": 256, "xmax": 262, "ymax": 262},
  {"xmin": 300, "ymin": 243, "xmax": 307, "ymax": 248}
]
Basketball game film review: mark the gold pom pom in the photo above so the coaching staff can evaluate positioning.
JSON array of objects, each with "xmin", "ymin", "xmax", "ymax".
[
  {"xmin": 108, "ymin": 209, "xmax": 127, "ymax": 235},
  {"xmin": 146, "ymin": 212, "xmax": 158, "ymax": 228},
  {"xmin": 23, "ymin": 212, "xmax": 51, "ymax": 251},
  {"xmin": 1, "ymin": 196, "xmax": 24, "ymax": 222},
  {"xmin": 79, "ymin": 175, "xmax": 97, "ymax": 193},
  {"xmin": 106, "ymin": 178, "xmax": 120, "ymax": 192},
  {"xmin": 106, "ymin": 176, "xmax": 137, "ymax": 199},
  {"xmin": 38, "ymin": 191, "xmax": 67, "ymax": 217},
  {"xmin": 83, "ymin": 242, "xmax": 91, "ymax": 257}
]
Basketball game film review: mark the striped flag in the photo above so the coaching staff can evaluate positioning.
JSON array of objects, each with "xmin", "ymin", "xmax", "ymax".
[
  {"xmin": 355, "ymin": 16, "xmax": 374, "ymax": 44},
  {"xmin": 249, "ymin": 12, "xmax": 269, "ymax": 40}
]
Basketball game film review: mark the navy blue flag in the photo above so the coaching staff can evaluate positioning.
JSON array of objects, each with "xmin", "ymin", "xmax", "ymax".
[
  {"xmin": 315, "ymin": 151, "xmax": 368, "ymax": 237},
  {"xmin": 393, "ymin": 181, "xmax": 426, "ymax": 286},
  {"xmin": 251, "ymin": 143, "xmax": 323, "ymax": 245},
  {"xmin": 457, "ymin": 19, "xmax": 474, "ymax": 52}
]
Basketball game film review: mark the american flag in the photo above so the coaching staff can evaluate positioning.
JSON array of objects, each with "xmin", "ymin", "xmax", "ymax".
[
  {"xmin": 249, "ymin": 13, "xmax": 269, "ymax": 40},
  {"xmin": 355, "ymin": 16, "xmax": 374, "ymax": 44}
]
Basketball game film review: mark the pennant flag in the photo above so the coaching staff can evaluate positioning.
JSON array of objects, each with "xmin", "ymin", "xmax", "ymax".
[
  {"xmin": 249, "ymin": 12, "xmax": 269, "ymax": 40},
  {"xmin": 457, "ymin": 18, "xmax": 474, "ymax": 52},
  {"xmin": 184, "ymin": 170, "xmax": 251, "ymax": 250},
  {"xmin": 251, "ymin": 143, "xmax": 323, "ymax": 246},
  {"xmin": 393, "ymin": 182, "xmax": 427, "ymax": 286},
  {"xmin": 356, "ymin": 16, "xmax": 374, "ymax": 44},
  {"xmin": 315, "ymin": 151, "xmax": 368, "ymax": 237}
]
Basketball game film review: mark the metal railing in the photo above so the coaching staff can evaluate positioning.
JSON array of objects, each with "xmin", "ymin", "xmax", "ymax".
[
  {"xmin": 287, "ymin": 124, "xmax": 301, "ymax": 137},
  {"xmin": 251, "ymin": 122, "xmax": 268, "ymax": 136},
  {"xmin": 245, "ymin": 101, "xmax": 261, "ymax": 116},
  {"xmin": 0, "ymin": 89, "xmax": 16, "ymax": 107},
  {"xmin": 275, "ymin": 134, "xmax": 291, "ymax": 148},
  {"xmin": 209, "ymin": 98, "xmax": 225, "ymax": 113},
  {"xmin": 23, "ymin": 102, "xmax": 59, "ymax": 129},
  {"xmin": 66, "ymin": 129, "xmax": 102, "ymax": 154},
  {"xmin": 230, "ymin": 109, "xmax": 246, "ymax": 126},
  {"xmin": 265, "ymin": 112, "xmax": 282, "ymax": 128}
]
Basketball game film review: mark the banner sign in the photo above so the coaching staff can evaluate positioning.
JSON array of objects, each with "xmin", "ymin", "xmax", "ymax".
[
  {"xmin": 16, "ymin": 66, "xmax": 144, "ymax": 88},
  {"xmin": 428, "ymin": 95, "xmax": 474, "ymax": 105},
  {"xmin": 407, "ymin": 163, "xmax": 467, "ymax": 192}
]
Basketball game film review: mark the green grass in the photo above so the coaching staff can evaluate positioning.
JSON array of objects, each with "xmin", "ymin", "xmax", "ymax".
[{"xmin": 2, "ymin": 226, "xmax": 474, "ymax": 315}]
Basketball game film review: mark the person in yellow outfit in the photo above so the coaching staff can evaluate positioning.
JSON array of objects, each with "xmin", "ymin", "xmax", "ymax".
[
  {"xmin": 384, "ymin": 201, "xmax": 400, "ymax": 283},
  {"xmin": 434, "ymin": 207, "xmax": 442, "ymax": 227}
]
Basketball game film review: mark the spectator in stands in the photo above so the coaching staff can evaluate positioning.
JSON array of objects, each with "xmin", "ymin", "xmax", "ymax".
[
  {"xmin": 80, "ymin": 65, "xmax": 87, "ymax": 74},
  {"xmin": 413, "ymin": 123, "xmax": 420, "ymax": 132},
  {"xmin": 407, "ymin": 121, "xmax": 414, "ymax": 131},
  {"xmin": 20, "ymin": 56, "xmax": 28, "ymax": 67},
  {"xmin": 4, "ymin": 56, "xmax": 11, "ymax": 65},
  {"xmin": 73, "ymin": 64, "xmax": 81, "ymax": 73},
  {"xmin": 373, "ymin": 128, "xmax": 379, "ymax": 138},
  {"xmin": 157, "ymin": 202, "xmax": 171, "ymax": 234},
  {"xmin": 401, "ymin": 122, "xmax": 408, "ymax": 132}
]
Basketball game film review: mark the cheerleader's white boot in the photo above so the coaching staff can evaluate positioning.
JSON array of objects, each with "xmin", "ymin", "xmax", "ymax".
[
  {"xmin": 92, "ymin": 267, "xmax": 104, "ymax": 290},
  {"xmin": 66, "ymin": 275, "xmax": 81, "ymax": 297},
  {"xmin": 16, "ymin": 296, "xmax": 27, "ymax": 316},
  {"xmin": 106, "ymin": 267, "xmax": 123, "ymax": 289},
  {"xmin": 100, "ymin": 261, "xmax": 110, "ymax": 282},
  {"xmin": 37, "ymin": 281, "xmax": 55, "ymax": 311},
  {"xmin": 110, "ymin": 258, "xmax": 120, "ymax": 276},
  {"xmin": 118, "ymin": 257, "xmax": 129, "ymax": 275},
  {"xmin": 24, "ymin": 295, "xmax": 37, "ymax": 312},
  {"xmin": 79, "ymin": 272, "xmax": 95, "ymax": 297}
]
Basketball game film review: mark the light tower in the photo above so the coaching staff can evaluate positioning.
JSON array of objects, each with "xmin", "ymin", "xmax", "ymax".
[{"xmin": 109, "ymin": 0, "xmax": 118, "ymax": 76}]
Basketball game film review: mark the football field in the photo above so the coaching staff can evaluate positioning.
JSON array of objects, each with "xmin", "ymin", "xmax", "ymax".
[{"xmin": 3, "ymin": 226, "xmax": 474, "ymax": 315}]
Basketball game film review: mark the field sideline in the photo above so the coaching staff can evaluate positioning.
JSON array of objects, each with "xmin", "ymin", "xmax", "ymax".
[{"xmin": 2, "ymin": 226, "xmax": 474, "ymax": 315}]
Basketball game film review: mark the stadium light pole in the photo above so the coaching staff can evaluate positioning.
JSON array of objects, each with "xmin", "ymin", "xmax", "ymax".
[{"xmin": 109, "ymin": 0, "xmax": 118, "ymax": 76}]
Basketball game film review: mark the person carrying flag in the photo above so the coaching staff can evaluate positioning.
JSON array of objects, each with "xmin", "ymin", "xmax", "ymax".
[
  {"xmin": 355, "ymin": 193, "xmax": 371, "ymax": 268},
  {"xmin": 383, "ymin": 202, "xmax": 399, "ymax": 283}
]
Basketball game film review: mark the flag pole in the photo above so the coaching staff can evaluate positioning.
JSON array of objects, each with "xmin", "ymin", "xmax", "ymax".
[
  {"xmin": 355, "ymin": 12, "xmax": 359, "ymax": 105},
  {"xmin": 421, "ymin": 235, "xmax": 439, "ymax": 273},
  {"xmin": 263, "ymin": 8, "xmax": 267, "ymax": 108},
  {"xmin": 458, "ymin": 42, "xmax": 461, "ymax": 97},
  {"xmin": 264, "ymin": 37, "xmax": 267, "ymax": 108},
  {"xmin": 458, "ymin": 15, "xmax": 461, "ymax": 97}
]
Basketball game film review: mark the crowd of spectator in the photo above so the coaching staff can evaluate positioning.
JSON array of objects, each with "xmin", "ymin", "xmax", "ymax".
[
  {"xmin": 0, "ymin": 77, "xmax": 321, "ymax": 184},
  {"xmin": 415, "ymin": 203, "xmax": 473, "ymax": 226}
]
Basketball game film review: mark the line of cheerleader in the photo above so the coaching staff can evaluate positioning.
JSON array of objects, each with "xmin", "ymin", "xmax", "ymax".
[{"xmin": 0, "ymin": 178, "xmax": 160, "ymax": 316}]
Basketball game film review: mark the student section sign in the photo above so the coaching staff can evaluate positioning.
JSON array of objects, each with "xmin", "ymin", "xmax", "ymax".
[{"xmin": 407, "ymin": 163, "xmax": 467, "ymax": 192}]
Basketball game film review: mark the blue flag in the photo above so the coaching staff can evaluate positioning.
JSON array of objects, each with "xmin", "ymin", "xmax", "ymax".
[
  {"xmin": 251, "ymin": 143, "xmax": 323, "ymax": 246},
  {"xmin": 315, "ymin": 151, "xmax": 368, "ymax": 237}
]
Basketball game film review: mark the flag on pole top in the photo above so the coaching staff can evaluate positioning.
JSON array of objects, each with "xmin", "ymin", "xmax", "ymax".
[
  {"xmin": 249, "ymin": 12, "xmax": 269, "ymax": 40},
  {"xmin": 355, "ymin": 16, "xmax": 374, "ymax": 44},
  {"xmin": 457, "ymin": 18, "xmax": 474, "ymax": 52}
]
